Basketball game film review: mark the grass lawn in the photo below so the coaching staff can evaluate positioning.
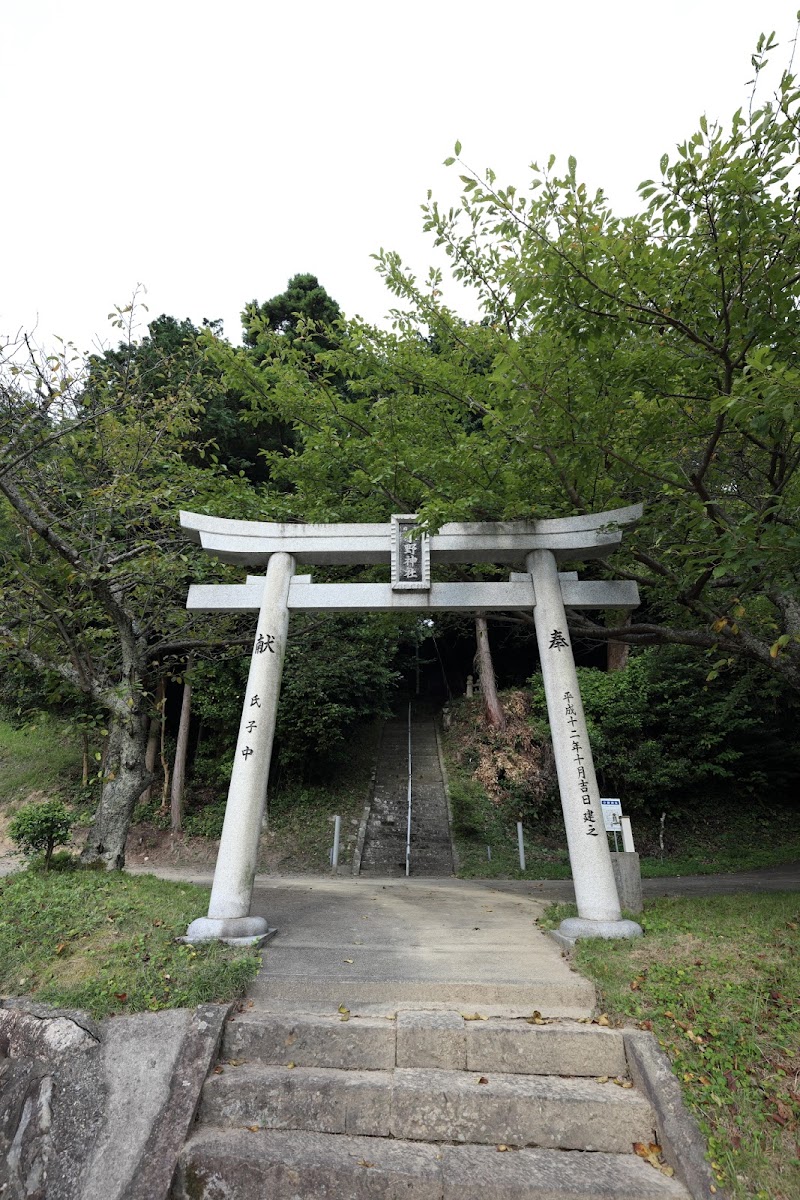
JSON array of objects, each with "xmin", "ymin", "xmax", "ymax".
[
  {"xmin": 0, "ymin": 867, "xmax": 261, "ymax": 1018},
  {"xmin": 0, "ymin": 716, "xmax": 89, "ymax": 807},
  {"xmin": 542, "ymin": 893, "xmax": 800, "ymax": 1200}
]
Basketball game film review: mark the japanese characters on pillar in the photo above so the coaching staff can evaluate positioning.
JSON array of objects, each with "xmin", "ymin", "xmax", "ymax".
[
  {"xmin": 238, "ymin": 640, "xmax": 275, "ymax": 761},
  {"xmin": 563, "ymin": 690, "xmax": 598, "ymax": 837},
  {"xmin": 391, "ymin": 514, "xmax": 430, "ymax": 591}
]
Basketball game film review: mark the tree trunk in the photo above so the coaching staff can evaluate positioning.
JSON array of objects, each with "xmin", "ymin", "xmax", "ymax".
[
  {"xmin": 606, "ymin": 609, "xmax": 631, "ymax": 672},
  {"xmin": 81, "ymin": 730, "xmax": 90, "ymax": 788},
  {"xmin": 80, "ymin": 707, "xmax": 151, "ymax": 869},
  {"xmin": 159, "ymin": 682, "xmax": 170, "ymax": 811},
  {"xmin": 138, "ymin": 709, "xmax": 161, "ymax": 807},
  {"xmin": 474, "ymin": 615, "xmax": 505, "ymax": 730},
  {"xmin": 170, "ymin": 666, "xmax": 192, "ymax": 833}
]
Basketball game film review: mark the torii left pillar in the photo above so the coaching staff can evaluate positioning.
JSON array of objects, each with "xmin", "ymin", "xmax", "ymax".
[{"xmin": 185, "ymin": 552, "xmax": 294, "ymax": 944}]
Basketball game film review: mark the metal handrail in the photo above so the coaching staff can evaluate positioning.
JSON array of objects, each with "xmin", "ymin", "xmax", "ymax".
[{"xmin": 405, "ymin": 702, "xmax": 412, "ymax": 876}]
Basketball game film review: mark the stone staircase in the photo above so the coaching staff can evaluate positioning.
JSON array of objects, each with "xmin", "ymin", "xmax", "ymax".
[
  {"xmin": 173, "ymin": 1008, "xmax": 691, "ymax": 1199},
  {"xmin": 360, "ymin": 713, "xmax": 454, "ymax": 878}
]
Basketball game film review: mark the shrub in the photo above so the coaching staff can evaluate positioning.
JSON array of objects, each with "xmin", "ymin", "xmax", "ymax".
[{"xmin": 8, "ymin": 800, "xmax": 75, "ymax": 869}]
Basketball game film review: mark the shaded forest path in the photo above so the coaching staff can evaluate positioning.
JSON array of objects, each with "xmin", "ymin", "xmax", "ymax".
[{"xmin": 358, "ymin": 709, "xmax": 454, "ymax": 878}]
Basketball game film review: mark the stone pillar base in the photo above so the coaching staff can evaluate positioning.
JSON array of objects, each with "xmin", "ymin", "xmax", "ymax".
[
  {"xmin": 549, "ymin": 915, "xmax": 643, "ymax": 952},
  {"xmin": 611, "ymin": 851, "xmax": 643, "ymax": 914},
  {"xmin": 181, "ymin": 915, "xmax": 277, "ymax": 947}
]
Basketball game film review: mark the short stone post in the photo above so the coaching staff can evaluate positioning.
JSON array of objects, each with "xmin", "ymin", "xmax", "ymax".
[
  {"xmin": 527, "ymin": 549, "xmax": 642, "ymax": 941},
  {"xmin": 185, "ymin": 551, "xmax": 295, "ymax": 943}
]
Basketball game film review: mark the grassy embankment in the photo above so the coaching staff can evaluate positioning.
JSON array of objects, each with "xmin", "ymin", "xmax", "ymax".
[
  {"xmin": 441, "ymin": 694, "xmax": 800, "ymax": 880},
  {"xmin": 0, "ymin": 714, "xmax": 377, "ymax": 874},
  {"xmin": 539, "ymin": 894, "xmax": 800, "ymax": 1200},
  {"xmin": 0, "ymin": 714, "xmax": 376, "ymax": 1018},
  {"xmin": 0, "ymin": 868, "xmax": 261, "ymax": 1018}
]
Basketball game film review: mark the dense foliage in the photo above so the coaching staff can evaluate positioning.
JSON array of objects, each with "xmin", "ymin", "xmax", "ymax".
[
  {"xmin": 531, "ymin": 648, "xmax": 800, "ymax": 817},
  {"xmin": 8, "ymin": 799, "xmax": 75, "ymax": 869},
  {"xmin": 190, "ymin": 613, "xmax": 399, "ymax": 784},
  {"xmin": 208, "ymin": 37, "xmax": 800, "ymax": 688}
]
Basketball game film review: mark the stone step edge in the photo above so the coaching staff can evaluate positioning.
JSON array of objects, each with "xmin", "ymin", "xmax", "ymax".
[
  {"xmin": 234, "ymin": 1001, "xmax": 595, "ymax": 1019},
  {"xmin": 247, "ymin": 980, "xmax": 595, "ymax": 1005},
  {"xmin": 207, "ymin": 1062, "xmax": 640, "ymax": 1092},
  {"xmin": 199, "ymin": 1064, "xmax": 654, "ymax": 1154},
  {"xmin": 174, "ymin": 1128, "xmax": 691, "ymax": 1200},
  {"xmin": 222, "ymin": 1013, "xmax": 628, "ymax": 1075}
]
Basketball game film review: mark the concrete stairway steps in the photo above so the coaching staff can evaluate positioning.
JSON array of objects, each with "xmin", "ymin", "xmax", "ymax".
[
  {"xmin": 245, "ymin": 975, "xmax": 595, "ymax": 1018},
  {"xmin": 174, "ymin": 1128, "xmax": 691, "ymax": 1200},
  {"xmin": 360, "ymin": 714, "xmax": 454, "ymax": 877},
  {"xmin": 174, "ymin": 882, "xmax": 695, "ymax": 1199},
  {"xmin": 199, "ymin": 1063, "xmax": 655, "ymax": 1153},
  {"xmin": 223, "ymin": 1012, "xmax": 629, "ymax": 1077}
]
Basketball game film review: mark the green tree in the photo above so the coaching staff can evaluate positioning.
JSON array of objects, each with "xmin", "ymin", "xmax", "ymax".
[
  {"xmin": 8, "ymin": 800, "xmax": 74, "ymax": 869},
  {"xmin": 207, "ymin": 34, "xmax": 800, "ymax": 689},
  {"xmin": 242, "ymin": 273, "xmax": 342, "ymax": 355},
  {"xmin": 0, "ymin": 310, "xmax": 260, "ymax": 867},
  {"xmin": 92, "ymin": 313, "xmax": 271, "ymax": 483}
]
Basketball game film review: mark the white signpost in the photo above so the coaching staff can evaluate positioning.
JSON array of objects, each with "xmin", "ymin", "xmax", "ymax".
[
  {"xmin": 180, "ymin": 506, "xmax": 644, "ymax": 946},
  {"xmin": 601, "ymin": 798, "xmax": 623, "ymax": 833}
]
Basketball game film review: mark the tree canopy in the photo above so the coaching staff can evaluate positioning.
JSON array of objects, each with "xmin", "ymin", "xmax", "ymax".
[
  {"xmin": 208, "ymin": 37, "xmax": 800, "ymax": 688},
  {"xmin": 0, "ymin": 310, "xmax": 261, "ymax": 864}
]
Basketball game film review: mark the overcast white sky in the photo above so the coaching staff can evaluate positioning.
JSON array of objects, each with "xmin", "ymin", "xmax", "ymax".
[{"xmin": 2, "ymin": 1, "xmax": 797, "ymax": 353}]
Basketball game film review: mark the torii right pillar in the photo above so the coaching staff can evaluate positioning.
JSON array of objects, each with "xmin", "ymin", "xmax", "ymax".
[{"xmin": 528, "ymin": 549, "xmax": 643, "ymax": 944}]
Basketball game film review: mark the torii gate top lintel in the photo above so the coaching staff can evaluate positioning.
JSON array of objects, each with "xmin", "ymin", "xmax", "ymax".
[{"xmin": 179, "ymin": 503, "xmax": 643, "ymax": 568}]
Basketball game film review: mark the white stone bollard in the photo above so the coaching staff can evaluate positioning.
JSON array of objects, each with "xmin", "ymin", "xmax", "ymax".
[
  {"xmin": 331, "ymin": 814, "xmax": 342, "ymax": 869},
  {"xmin": 517, "ymin": 821, "xmax": 526, "ymax": 872},
  {"xmin": 527, "ymin": 549, "xmax": 641, "ymax": 941},
  {"xmin": 185, "ymin": 551, "xmax": 295, "ymax": 944}
]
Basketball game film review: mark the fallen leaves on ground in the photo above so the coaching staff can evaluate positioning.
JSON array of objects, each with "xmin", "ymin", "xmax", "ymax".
[{"xmin": 633, "ymin": 1142, "xmax": 675, "ymax": 1177}]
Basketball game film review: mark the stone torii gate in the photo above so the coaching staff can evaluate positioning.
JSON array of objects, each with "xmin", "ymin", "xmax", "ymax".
[{"xmin": 180, "ymin": 505, "xmax": 644, "ymax": 946}]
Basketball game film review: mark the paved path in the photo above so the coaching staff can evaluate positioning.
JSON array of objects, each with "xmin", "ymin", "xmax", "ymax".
[
  {"xmin": 120, "ymin": 861, "xmax": 800, "ymax": 896},
  {"xmin": 244, "ymin": 875, "xmax": 593, "ymax": 1017}
]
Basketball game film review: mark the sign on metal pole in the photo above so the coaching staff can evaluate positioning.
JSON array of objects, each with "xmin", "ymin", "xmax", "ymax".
[{"xmin": 600, "ymin": 798, "xmax": 623, "ymax": 832}]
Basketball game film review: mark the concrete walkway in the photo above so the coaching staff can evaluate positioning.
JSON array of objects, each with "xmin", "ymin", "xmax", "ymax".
[
  {"xmin": 121, "ymin": 860, "xmax": 800, "ymax": 896},
  {"xmin": 245, "ymin": 875, "xmax": 594, "ymax": 1017}
]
